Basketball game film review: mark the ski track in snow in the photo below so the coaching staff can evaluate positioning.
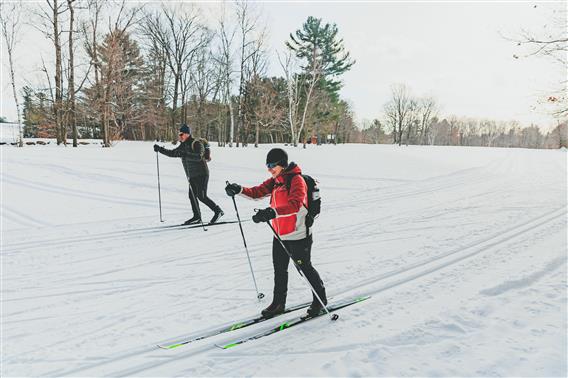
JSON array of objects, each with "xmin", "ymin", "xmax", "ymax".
[
  {"xmin": 51, "ymin": 206, "xmax": 566, "ymax": 377},
  {"xmin": 1, "ymin": 143, "xmax": 566, "ymax": 377}
]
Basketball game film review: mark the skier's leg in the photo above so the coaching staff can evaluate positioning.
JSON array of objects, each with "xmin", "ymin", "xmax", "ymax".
[
  {"xmin": 261, "ymin": 237, "xmax": 289, "ymax": 317},
  {"xmin": 195, "ymin": 175, "xmax": 223, "ymax": 223},
  {"xmin": 272, "ymin": 237, "xmax": 291, "ymax": 302},
  {"xmin": 186, "ymin": 179, "xmax": 202, "ymax": 223},
  {"xmin": 198, "ymin": 175, "xmax": 219, "ymax": 210},
  {"xmin": 289, "ymin": 235, "xmax": 327, "ymax": 309}
]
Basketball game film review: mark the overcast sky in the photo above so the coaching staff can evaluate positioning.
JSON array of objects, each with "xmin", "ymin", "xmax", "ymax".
[{"xmin": 1, "ymin": 1, "xmax": 564, "ymax": 129}]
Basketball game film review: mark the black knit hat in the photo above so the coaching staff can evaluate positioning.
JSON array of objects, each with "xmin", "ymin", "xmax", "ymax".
[
  {"xmin": 179, "ymin": 124, "xmax": 191, "ymax": 135},
  {"xmin": 266, "ymin": 148, "xmax": 288, "ymax": 168}
]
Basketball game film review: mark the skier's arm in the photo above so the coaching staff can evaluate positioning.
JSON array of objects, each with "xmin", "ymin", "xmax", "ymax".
[
  {"xmin": 241, "ymin": 178, "xmax": 274, "ymax": 199},
  {"xmin": 159, "ymin": 141, "xmax": 203, "ymax": 160},
  {"xmin": 273, "ymin": 175, "xmax": 306, "ymax": 216}
]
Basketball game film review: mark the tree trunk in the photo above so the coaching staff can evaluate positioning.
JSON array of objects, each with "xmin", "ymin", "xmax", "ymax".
[
  {"xmin": 68, "ymin": 0, "xmax": 77, "ymax": 147},
  {"xmin": 226, "ymin": 78, "xmax": 234, "ymax": 146},
  {"xmin": 1, "ymin": 5, "xmax": 24, "ymax": 147},
  {"xmin": 172, "ymin": 72, "xmax": 180, "ymax": 138},
  {"xmin": 89, "ymin": 8, "xmax": 104, "ymax": 145},
  {"xmin": 255, "ymin": 122, "xmax": 260, "ymax": 147},
  {"xmin": 53, "ymin": 0, "xmax": 64, "ymax": 145}
]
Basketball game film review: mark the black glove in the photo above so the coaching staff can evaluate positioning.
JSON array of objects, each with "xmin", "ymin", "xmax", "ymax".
[
  {"xmin": 153, "ymin": 144, "xmax": 161, "ymax": 152},
  {"xmin": 225, "ymin": 183, "xmax": 242, "ymax": 196},
  {"xmin": 252, "ymin": 207, "xmax": 277, "ymax": 223}
]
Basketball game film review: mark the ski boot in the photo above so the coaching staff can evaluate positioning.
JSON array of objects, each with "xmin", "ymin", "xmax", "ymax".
[
  {"xmin": 306, "ymin": 289, "xmax": 327, "ymax": 317},
  {"xmin": 183, "ymin": 216, "xmax": 201, "ymax": 225},
  {"xmin": 261, "ymin": 296, "xmax": 286, "ymax": 318},
  {"xmin": 209, "ymin": 208, "xmax": 224, "ymax": 224}
]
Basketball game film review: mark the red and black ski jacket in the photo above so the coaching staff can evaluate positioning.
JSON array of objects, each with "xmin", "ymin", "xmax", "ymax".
[{"xmin": 240, "ymin": 163, "xmax": 309, "ymax": 241}]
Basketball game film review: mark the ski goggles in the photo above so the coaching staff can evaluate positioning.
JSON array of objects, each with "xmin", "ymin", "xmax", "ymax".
[{"xmin": 266, "ymin": 161, "xmax": 280, "ymax": 169}]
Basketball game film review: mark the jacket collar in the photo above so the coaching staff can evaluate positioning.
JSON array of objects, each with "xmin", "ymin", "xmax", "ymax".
[{"xmin": 274, "ymin": 162, "xmax": 301, "ymax": 183}]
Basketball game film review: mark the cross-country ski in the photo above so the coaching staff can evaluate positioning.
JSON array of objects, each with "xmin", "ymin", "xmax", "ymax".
[
  {"xmin": 218, "ymin": 296, "xmax": 371, "ymax": 349},
  {"xmin": 157, "ymin": 300, "xmax": 314, "ymax": 350}
]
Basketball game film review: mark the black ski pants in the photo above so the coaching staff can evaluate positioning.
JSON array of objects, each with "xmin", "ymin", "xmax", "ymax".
[
  {"xmin": 271, "ymin": 234, "xmax": 326, "ymax": 304},
  {"xmin": 188, "ymin": 174, "xmax": 220, "ymax": 218}
]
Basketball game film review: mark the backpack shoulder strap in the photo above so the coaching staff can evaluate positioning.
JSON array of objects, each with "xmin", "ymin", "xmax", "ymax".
[
  {"xmin": 285, "ymin": 173, "xmax": 309, "ymax": 212},
  {"xmin": 191, "ymin": 139, "xmax": 204, "ymax": 152},
  {"xmin": 284, "ymin": 173, "xmax": 299, "ymax": 191}
]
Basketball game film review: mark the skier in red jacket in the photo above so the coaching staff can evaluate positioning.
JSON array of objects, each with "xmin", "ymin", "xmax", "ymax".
[{"xmin": 225, "ymin": 148, "xmax": 327, "ymax": 317}]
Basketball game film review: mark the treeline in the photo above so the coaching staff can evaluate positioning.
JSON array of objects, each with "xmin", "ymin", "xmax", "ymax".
[
  {"xmin": 354, "ymin": 116, "xmax": 567, "ymax": 149},
  {"xmin": 13, "ymin": 1, "xmax": 356, "ymax": 147},
  {"xmin": 4, "ymin": 1, "xmax": 565, "ymax": 149},
  {"xmin": 350, "ymin": 84, "xmax": 567, "ymax": 149}
]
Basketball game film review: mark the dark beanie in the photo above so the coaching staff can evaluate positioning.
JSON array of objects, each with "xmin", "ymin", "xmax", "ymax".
[
  {"xmin": 266, "ymin": 148, "xmax": 288, "ymax": 167},
  {"xmin": 179, "ymin": 124, "xmax": 191, "ymax": 134}
]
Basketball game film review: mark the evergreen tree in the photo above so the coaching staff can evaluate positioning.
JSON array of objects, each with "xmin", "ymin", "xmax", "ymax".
[{"xmin": 286, "ymin": 16, "xmax": 354, "ymax": 100}]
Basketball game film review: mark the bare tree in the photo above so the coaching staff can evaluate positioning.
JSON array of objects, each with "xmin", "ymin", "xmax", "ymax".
[
  {"xmin": 82, "ymin": 0, "xmax": 104, "ymax": 141},
  {"xmin": 66, "ymin": 0, "xmax": 78, "ymax": 146},
  {"xmin": 189, "ymin": 32, "xmax": 215, "ymax": 138},
  {"xmin": 33, "ymin": 0, "xmax": 68, "ymax": 144},
  {"xmin": 277, "ymin": 47, "xmax": 321, "ymax": 147},
  {"xmin": 384, "ymin": 84, "xmax": 414, "ymax": 146},
  {"xmin": 463, "ymin": 117, "xmax": 479, "ymax": 146},
  {"xmin": 278, "ymin": 49, "xmax": 303, "ymax": 146},
  {"xmin": 480, "ymin": 119, "xmax": 499, "ymax": 147},
  {"xmin": 248, "ymin": 77, "xmax": 285, "ymax": 147},
  {"xmin": 417, "ymin": 97, "xmax": 438, "ymax": 145},
  {"xmin": 216, "ymin": 8, "xmax": 237, "ymax": 146},
  {"xmin": 144, "ymin": 4, "xmax": 205, "ymax": 139},
  {"xmin": 513, "ymin": 5, "xmax": 567, "ymax": 118},
  {"xmin": 242, "ymin": 29, "xmax": 268, "ymax": 146},
  {"xmin": 447, "ymin": 115, "xmax": 460, "ymax": 146},
  {"xmin": 0, "ymin": 1, "xmax": 24, "ymax": 146},
  {"xmin": 298, "ymin": 59, "xmax": 321, "ymax": 148},
  {"xmin": 404, "ymin": 99, "xmax": 418, "ymax": 146},
  {"xmin": 234, "ymin": 0, "xmax": 265, "ymax": 147},
  {"xmin": 211, "ymin": 57, "xmax": 227, "ymax": 146}
]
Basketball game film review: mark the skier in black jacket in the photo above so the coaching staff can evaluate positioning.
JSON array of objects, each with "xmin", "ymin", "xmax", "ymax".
[{"xmin": 154, "ymin": 124, "xmax": 223, "ymax": 225}]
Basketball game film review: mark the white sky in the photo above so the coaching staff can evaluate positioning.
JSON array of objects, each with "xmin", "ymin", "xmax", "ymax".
[{"xmin": 1, "ymin": 1, "xmax": 565, "ymax": 130}]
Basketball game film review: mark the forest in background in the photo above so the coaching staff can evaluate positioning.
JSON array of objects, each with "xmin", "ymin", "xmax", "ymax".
[{"xmin": 1, "ymin": 1, "xmax": 566, "ymax": 149}]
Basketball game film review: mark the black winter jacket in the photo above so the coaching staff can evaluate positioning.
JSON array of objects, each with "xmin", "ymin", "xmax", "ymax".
[{"xmin": 159, "ymin": 138, "xmax": 209, "ymax": 178}]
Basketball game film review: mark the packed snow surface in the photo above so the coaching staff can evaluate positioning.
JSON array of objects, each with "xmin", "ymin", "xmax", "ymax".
[
  {"xmin": 2, "ymin": 142, "xmax": 566, "ymax": 376},
  {"xmin": 0, "ymin": 123, "xmax": 21, "ymax": 144}
]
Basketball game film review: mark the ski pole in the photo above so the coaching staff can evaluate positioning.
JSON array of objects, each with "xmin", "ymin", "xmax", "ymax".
[
  {"xmin": 227, "ymin": 181, "xmax": 264, "ymax": 302},
  {"xmin": 188, "ymin": 180, "xmax": 207, "ymax": 231},
  {"xmin": 156, "ymin": 151, "xmax": 164, "ymax": 222},
  {"xmin": 263, "ymin": 217, "xmax": 338, "ymax": 321}
]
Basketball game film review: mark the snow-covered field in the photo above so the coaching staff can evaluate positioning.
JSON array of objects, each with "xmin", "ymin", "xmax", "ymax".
[
  {"xmin": 2, "ymin": 142, "xmax": 566, "ymax": 377},
  {"xmin": 0, "ymin": 123, "xmax": 21, "ymax": 144}
]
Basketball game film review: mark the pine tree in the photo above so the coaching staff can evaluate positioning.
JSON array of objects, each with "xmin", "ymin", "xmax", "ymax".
[{"xmin": 286, "ymin": 16, "xmax": 354, "ymax": 100}]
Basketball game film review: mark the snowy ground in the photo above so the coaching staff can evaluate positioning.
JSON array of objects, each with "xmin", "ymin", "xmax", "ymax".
[
  {"xmin": 0, "ymin": 123, "xmax": 22, "ymax": 144},
  {"xmin": 1, "ymin": 141, "xmax": 566, "ymax": 377}
]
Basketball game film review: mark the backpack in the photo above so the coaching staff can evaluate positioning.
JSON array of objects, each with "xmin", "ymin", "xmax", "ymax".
[
  {"xmin": 285, "ymin": 174, "xmax": 321, "ymax": 229},
  {"xmin": 192, "ymin": 138, "xmax": 211, "ymax": 162}
]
